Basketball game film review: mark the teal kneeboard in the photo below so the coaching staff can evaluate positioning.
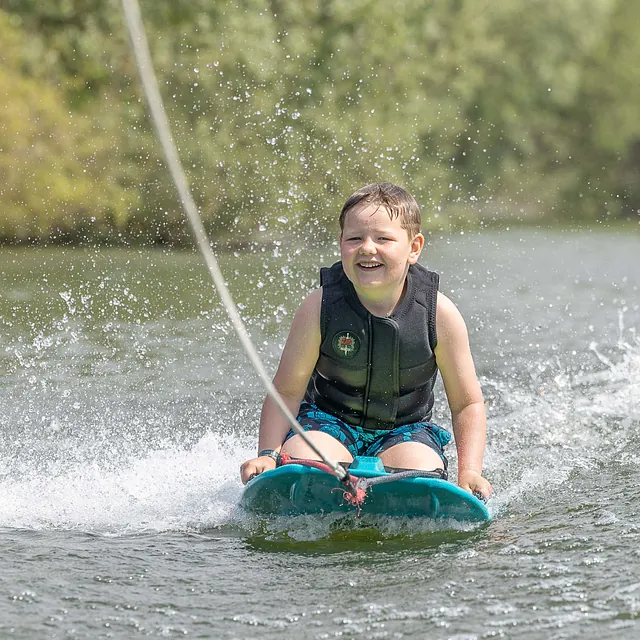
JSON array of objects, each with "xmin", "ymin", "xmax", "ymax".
[{"xmin": 240, "ymin": 456, "xmax": 490, "ymax": 522}]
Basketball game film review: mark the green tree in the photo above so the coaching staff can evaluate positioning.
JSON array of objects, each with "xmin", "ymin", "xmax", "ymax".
[
  {"xmin": 0, "ymin": 10, "xmax": 136, "ymax": 243},
  {"xmin": 0, "ymin": 0, "xmax": 638, "ymax": 246}
]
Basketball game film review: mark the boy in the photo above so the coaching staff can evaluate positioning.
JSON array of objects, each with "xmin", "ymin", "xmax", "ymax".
[{"xmin": 240, "ymin": 182, "xmax": 492, "ymax": 498}]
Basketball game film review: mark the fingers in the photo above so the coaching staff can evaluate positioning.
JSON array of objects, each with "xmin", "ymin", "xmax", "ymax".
[
  {"xmin": 240, "ymin": 457, "xmax": 277, "ymax": 484},
  {"xmin": 240, "ymin": 459, "xmax": 261, "ymax": 484},
  {"xmin": 240, "ymin": 461, "xmax": 257, "ymax": 485},
  {"xmin": 472, "ymin": 478, "xmax": 493, "ymax": 501},
  {"xmin": 458, "ymin": 470, "xmax": 493, "ymax": 500},
  {"xmin": 479, "ymin": 479, "xmax": 493, "ymax": 499}
]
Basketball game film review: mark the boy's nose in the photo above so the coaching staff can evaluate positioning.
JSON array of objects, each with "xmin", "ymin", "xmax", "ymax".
[{"xmin": 360, "ymin": 237, "xmax": 376, "ymax": 254}]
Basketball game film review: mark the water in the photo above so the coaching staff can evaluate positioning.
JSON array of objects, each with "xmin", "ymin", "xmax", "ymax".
[{"xmin": 1, "ymin": 228, "xmax": 639, "ymax": 638}]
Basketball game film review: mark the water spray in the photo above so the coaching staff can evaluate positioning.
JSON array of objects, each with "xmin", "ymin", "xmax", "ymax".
[{"xmin": 120, "ymin": 0, "xmax": 351, "ymax": 488}]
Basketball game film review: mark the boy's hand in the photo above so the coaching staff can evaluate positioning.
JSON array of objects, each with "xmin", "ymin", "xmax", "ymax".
[
  {"xmin": 458, "ymin": 469, "xmax": 493, "ymax": 500},
  {"xmin": 240, "ymin": 456, "xmax": 277, "ymax": 484}
]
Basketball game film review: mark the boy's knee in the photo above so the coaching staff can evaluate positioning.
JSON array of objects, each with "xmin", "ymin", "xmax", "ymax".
[
  {"xmin": 282, "ymin": 431, "xmax": 353, "ymax": 462},
  {"xmin": 377, "ymin": 441, "xmax": 444, "ymax": 471}
]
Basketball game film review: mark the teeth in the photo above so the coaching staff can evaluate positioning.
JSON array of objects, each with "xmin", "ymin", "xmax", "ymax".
[{"xmin": 359, "ymin": 263, "xmax": 381, "ymax": 268}]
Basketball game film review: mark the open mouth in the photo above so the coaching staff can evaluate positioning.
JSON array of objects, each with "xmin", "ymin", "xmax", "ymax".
[{"xmin": 357, "ymin": 262, "xmax": 383, "ymax": 270}]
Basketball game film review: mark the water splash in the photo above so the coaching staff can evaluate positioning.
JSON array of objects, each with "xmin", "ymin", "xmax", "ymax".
[
  {"xmin": 482, "ymin": 319, "xmax": 640, "ymax": 515},
  {"xmin": 0, "ymin": 432, "xmax": 252, "ymax": 535},
  {"xmin": 2, "ymin": 324, "xmax": 638, "ymax": 537}
]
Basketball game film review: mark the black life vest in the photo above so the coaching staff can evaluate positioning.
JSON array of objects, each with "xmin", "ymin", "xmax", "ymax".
[{"xmin": 304, "ymin": 261, "xmax": 440, "ymax": 430}]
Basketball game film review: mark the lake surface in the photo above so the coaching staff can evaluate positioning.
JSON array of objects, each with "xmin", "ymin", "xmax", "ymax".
[{"xmin": 1, "ymin": 228, "xmax": 639, "ymax": 639}]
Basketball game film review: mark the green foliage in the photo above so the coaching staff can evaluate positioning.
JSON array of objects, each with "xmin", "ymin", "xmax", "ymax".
[
  {"xmin": 0, "ymin": 10, "xmax": 138, "ymax": 243},
  {"xmin": 0, "ymin": 0, "xmax": 638, "ymax": 246}
]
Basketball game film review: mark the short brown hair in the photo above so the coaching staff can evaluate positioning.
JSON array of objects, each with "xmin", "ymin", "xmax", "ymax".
[{"xmin": 339, "ymin": 182, "xmax": 421, "ymax": 238}]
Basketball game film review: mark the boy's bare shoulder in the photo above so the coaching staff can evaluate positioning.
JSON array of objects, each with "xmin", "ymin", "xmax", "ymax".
[
  {"xmin": 292, "ymin": 287, "xmax": 323, "ymax": 326},
  {"xmin": 435, "ymin": 291, "xmax": 467, "ymax": 336},
  {"xmin": 436, "ymin": 291, "xmax": 460, "ymax": 317},
  {"xmin": 298, "ymin": 287, "xmax": 322, "ymax": 312}
]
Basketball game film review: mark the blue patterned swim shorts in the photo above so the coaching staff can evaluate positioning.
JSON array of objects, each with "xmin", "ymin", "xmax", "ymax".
[{"xmin": 284, "ymin": 402, "xmax": 451, "ymax": 469}]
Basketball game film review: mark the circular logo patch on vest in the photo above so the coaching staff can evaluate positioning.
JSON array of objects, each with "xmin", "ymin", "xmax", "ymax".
[{"xmin": 332, "ymin": 331, "xmax": 360, "ymax": 358}]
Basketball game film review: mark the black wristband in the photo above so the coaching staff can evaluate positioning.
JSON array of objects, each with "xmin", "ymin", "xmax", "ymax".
[{"xmin": 258, "ymin": 449, "xmax": 279, "ymax": 462}]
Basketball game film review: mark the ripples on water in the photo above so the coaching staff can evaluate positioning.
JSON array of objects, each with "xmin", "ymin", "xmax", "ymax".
[{"xmin": 0, "ymin": 231, "xmax": 639, "ymax": 638}]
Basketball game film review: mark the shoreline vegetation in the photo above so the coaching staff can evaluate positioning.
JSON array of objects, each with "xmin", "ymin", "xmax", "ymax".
[
  {"xmin": 1, "ymin": 1, "xmax": 639, "ymax": 247},
  {"xmin": 0, "ymin": 219, "xmax": 637, "ymax": 255}
]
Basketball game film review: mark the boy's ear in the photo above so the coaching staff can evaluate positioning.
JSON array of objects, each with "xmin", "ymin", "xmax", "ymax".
[{"xmin": 408, "ymin": 233, "xmax": 425, "ymax": 264}]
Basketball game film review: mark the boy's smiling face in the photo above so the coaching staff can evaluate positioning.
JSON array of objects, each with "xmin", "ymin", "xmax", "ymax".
[{"xmin": 339, "ymin": 201, "xmax": 424, "ymax": 306}]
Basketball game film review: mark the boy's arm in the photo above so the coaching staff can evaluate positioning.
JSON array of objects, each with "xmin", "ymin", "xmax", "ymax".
[
  {"xmin": 434, "ymin": 293, "xmax": 492, "ymax": 498},
  {"xmin": 240, "ymin": 288, "xmax": 322, "ymax": 484}
]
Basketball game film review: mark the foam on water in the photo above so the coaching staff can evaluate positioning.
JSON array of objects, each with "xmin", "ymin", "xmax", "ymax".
[
  {"xmin": 483, "ymin": 321, "xmax": 640, "ymax": 517},
  {"xmin": 0, "ymin": 431, "xmax": 253, "ymax": 534}
]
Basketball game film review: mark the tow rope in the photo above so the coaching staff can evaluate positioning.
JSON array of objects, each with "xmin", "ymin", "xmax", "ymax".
[{"xmin": 121, "ymin": 0, "xmax": 354, "ymax": 495}]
